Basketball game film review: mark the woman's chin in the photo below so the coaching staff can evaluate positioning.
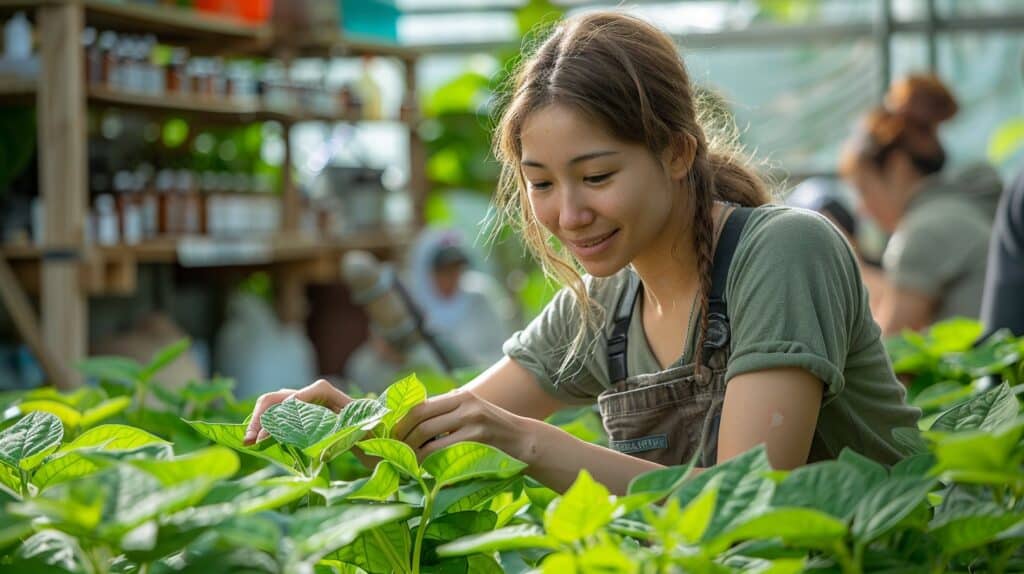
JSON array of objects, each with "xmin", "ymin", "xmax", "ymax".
[{"xmin": 576, "ymin": 259, "xmax": 627, "ymax": 278}]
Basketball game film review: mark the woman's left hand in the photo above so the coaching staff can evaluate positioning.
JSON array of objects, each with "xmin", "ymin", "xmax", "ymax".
[{"xmin": 391, "ymin": 389, "xmax": 536, "ymax": 463}]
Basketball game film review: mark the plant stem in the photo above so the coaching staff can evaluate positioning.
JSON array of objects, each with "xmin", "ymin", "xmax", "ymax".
[
  {"xmin": 832, "ymin": 542, "xmax": 861, "ymax": 574},
  {"xmin": 412, "ymin": 487, "xmax": 436, "ymax": 574},
  {"xmin": 18, "ymin": 469, "xmax": 29, "ymax": 498}
]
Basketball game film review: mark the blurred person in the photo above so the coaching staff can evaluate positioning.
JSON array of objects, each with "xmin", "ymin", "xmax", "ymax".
[
  {"xmin": 246, "ymin": 12, "xmax": 918, "ymax": 494},
  {"xmin": 344, "ymin": 229, "xmax": 516, "ymax": 393},
  {"xmin": 981, "ymin": 169, "xmax": 1024, "ymax": 336},
  {"xmin": 784, "ymin": 176, "xmax": 859, "ymax": 244},
  {"xmin": 841, "ymin": 74, "xmax": 1003, "ymax": 336}
]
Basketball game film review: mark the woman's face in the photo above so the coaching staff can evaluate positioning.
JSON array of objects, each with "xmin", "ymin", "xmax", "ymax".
[
  {"xmin": 519, "ymin": 104, "xmax": 680, "ymax": 277},
  {"xmin": 847, "ymin": 161, "xmax": 902, "ymax": 234}
]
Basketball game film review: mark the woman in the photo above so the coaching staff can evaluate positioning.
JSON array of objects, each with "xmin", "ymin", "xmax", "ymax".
[
  {"xmin": 840, "ymin": 74, "xmax": 1003, "ymax": 336},
  {"xmin": 245, "ymin": 12, "xmax": 919, "ymax": 495}
]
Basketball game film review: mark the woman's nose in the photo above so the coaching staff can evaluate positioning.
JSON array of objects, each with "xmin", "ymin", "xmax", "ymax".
[{"xmin": 558, "ymin": 187, "xmax": 596, "ymax": 231}]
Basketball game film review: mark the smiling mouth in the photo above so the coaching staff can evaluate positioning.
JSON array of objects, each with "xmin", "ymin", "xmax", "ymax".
[{"xmin": 567, "ymin": 229, "xmax": 619, "ymax": 248}]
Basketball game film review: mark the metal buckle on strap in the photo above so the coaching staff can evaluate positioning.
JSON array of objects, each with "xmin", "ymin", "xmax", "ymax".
[{"xmin": 703, "ymin": 312, "xmax": 731, "ymax": 352}]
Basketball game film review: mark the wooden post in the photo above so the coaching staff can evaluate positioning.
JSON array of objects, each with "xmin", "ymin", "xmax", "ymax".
[
  {"xmin": 38, "ymin": 2, "xmax": 87, "ymax": 385},
  {"xmin": 403, "ymin": 55, "xmax": 426, "ymax": 228}
]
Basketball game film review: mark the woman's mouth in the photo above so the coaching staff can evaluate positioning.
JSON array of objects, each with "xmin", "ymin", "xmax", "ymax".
[{"xmin": 566, "ymin": 229, "xmax": 619, "ymax": 258}]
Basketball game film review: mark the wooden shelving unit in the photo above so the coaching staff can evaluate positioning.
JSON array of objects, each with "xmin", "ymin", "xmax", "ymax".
[{"xmin": 0, "ymin": 0, "xmax": 425, "ymax": 388}]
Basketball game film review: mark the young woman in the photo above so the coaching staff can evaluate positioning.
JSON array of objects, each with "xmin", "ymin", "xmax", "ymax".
[
  {"xmin": 840, "ymin": 74, "xmax": 1003, "ymax": 336},
  {"xmin": 245, "ymin": 12, "xmax": 919, "ymax": 495}
]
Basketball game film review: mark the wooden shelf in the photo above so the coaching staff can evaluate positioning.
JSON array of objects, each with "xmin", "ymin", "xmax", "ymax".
[
  {"xmin": 288, "ymin": 30, "xmax": 418, "ymax": 60},
  {"xmin": 0, "ymin": 0, "xmax": 271, "ymax": 54},
  {"xmin": 2, "ymin": 230, "xmax": 411, "ymax": 266}
]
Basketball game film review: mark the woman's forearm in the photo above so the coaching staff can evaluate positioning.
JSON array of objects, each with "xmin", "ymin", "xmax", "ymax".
[{"xmin": 519, "ymin": 417, "xmax": 666, "ymax": 495}]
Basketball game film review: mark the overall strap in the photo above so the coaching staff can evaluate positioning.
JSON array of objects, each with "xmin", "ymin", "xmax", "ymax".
[
  {"xmin": 608, "ymin": 272, "xmax": 641, "ymax": 384},
  {"xmin": 703, "ymin": 206, "xmax": 754, "ymax": 353}
]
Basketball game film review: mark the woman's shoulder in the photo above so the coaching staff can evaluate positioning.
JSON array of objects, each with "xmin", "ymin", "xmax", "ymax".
[{"xmin": 738, "ymin": 204, "xmax": 854, "ymax": 258}]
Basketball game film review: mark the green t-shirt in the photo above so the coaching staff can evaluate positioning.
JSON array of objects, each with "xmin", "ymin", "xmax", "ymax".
[
  {"xmin": 504, "ymin": 205, "xmax": 921, "ymax": 465},
  {"xmin": 883, "ymin": 188, "xmax": 991, "ymax": 322}
]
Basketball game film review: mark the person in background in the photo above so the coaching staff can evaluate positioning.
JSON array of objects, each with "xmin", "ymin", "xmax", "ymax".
[
  {"xmin": 981, "ymin": 168, "xmax": 1024, "ymax": 336},
  {"xmin": 344, "ymin": 229, "xmax": 516, "ymax": 393},
  {"xmin": 784, "ymin": 176, "xmax": 859, "ymax": 245},
  {"xmin": 840, "ymin": 74, "xmax": 1003, "ymax": 336},
  {"xmin": 249, "ymin": 12, "xmax": 919, "ymax": 495}
]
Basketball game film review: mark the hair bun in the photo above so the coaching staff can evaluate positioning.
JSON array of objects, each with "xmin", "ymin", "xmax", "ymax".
[{"xmin": 884, "ymin": 74, "xmax": 958, "ymax": 129}]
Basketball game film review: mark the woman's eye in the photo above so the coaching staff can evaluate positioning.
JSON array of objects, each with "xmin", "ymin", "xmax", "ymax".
[
  {"xmin": 528, "ymin": 181, "xmax": 552, "ymax": 191},
  {"xmin": 584, "ymin": 172, "xmax": 613, "ymax": 185}
]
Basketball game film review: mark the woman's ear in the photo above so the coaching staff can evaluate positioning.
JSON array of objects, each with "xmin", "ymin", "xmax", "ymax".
[{"xmin": 663, "ymin": 133, "xmax": 698, "ymax": 179}]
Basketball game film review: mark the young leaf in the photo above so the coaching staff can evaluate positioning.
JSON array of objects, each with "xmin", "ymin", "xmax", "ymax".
[
  {"xmin": 32, "ymin": 451, "xmax": 104, "ymax": 491},
  {"xmin": 677, "ymin": 475, "xmax": 721, "ymax": 544},
  {"xmin": 75, "ymin": 356, "xmax": 142, "ymax": 385},
  {"xmin": 378, "ymin": 374, "xmax": 428, "ymax": 437},
  {"xmin": 673, "ymin": 445, "xmax": 775, "ymax": 542},
  {"xmin": 128, "ymin": 446, "xmax": 240, "ymax": 486},
  {"xmin": 303, "ymin": 399, "xmax": 390, "ymax": 461},
  {"xmin": 139, "ymin": 337, "xmax": 190, "ymax": 381},
  {"xmin": 184, "ymin": 420, "xmax": 298, "ymax": 472},
  {"xmin": 15, "ymin": 529, "xmax": 90, "ymax": 573},
  {"xmin": 627, "ymin": 456, "xmax": 697, "ymax": 498},
  {"xmin": 422, "ymin": 442, "xmax": 527, "ymax": 490},
  {"xmin": 203, "ymin": 476, "xmax": 318, "ymax": 515},
  {"xmin": 927, "ymin": 418, "xmax": 1024, "ymax": 485},
  {"xmin": 329, "ymin": 521, "xmax": 412, "ymax": 574},
  {"xmin": 348, "ymin": 461, "xmax": 401, "ymax": 501},
  {"xmin": 576, "ymin": 541, "xmax": 638, "ymax": 574},
  {"xmin": 260, "ymin": 398, "xmax": 340, "ymax": 450},
  {"xmin": 357, "ymin": 438, "xmax": 420, "ymax": 478},
  {"xmin": 544, "ymin": 469, "xmax": 617, "ymax": 544},
  {"xmin": 930, "ymin": 383, "xmax": 1020, "ymax": 433},
  {"xmin": 851, "ymin": 476, "xmax": 938, "ymax": 544},
  {"xmin": 436, "ymin": 524, "xmax": 559, "ymax": 557},
  {"xmin": 79, "ymin": 397, "xmax": 132, "ymax": 429},
  {"xmin": 13, "ymin": 400, "xmax": 82, "ymax": 430},
  {"xmin": 0, "ymin": 411, "xmax": 64, "ymax": 471}
]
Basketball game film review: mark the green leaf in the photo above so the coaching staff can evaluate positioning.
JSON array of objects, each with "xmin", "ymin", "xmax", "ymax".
[
  {"xmin": 349, "ymin": 461, "xmax": 401, "ymax": 501},
  {"xmin": 33, "ymin": 452, "xmax": 104, "ymax": 491},
  {"xmin": 891, "ymin": 426, "xmax": 928, "ymax": 456},
  {"xmin": 713, "ymin": 508, "xmax": 847, "ymax": 549},
  {"xmin": 576, "ymin": 541, "xmax": 637, "ymax": 573},
  {"xmin": 128, "ymin": 446, "xmax": 240, "ymax": 486},
  {"xmin": 891, "ymin": 453, "xmax": 937, "ymax": 478},
  {"xmin": 677, "ymin": 475, "xmax": 720, "ymax": 544},
  {"xmin": 851, "ymin": 476, "xmax": 937, "ymax": 544},
  {"xmin": 378, "ymin": 374, "xmax": 428, "ymax": 437},
  {"xmin": 260, "ymin": 398, "xmax": 340, "ymax": 450},
  {"xmin": 837, "ymin": 449, "xmax": 888, "ymax": 484},
  {"xmin": 140, "ymin": 337, "xmax": 190, "ymax": 381},
  {"xmin": 424, "ymin": 510, "xmax": 497, "ymax": 542},
  {"xmin": 544, "ymin": 469, "xmax": 617, "ymax": 544},
  {"xmin": 15, "ymin": 530, "xmax": 90, "ymax": 573},
  {"xmin": 773, "ymin": 459, "xmax": 887, "ymax": 520},
  {"xmin": 304, "ymin": 399, "xmax": 390, "ymax": 461},
  {"xmin": 627, "ymin": 456, "xmax": 697, "ymax": 498},
  {"xmin": 673, "ymin": 445, "xmax": 775, "ymax": 541},
  {"xmin": 436, "ymin": 524, "xmax": 559, "ymax": 557},
  {"xmin": 423, "ymin": 441, "xmax": 527, "ymax": 489},
  {"xmin": 79, "ymin": 397, "xmax": 132, "ymax": 429},
  {"xmin": 930, "ymin": 383, "xmax": 1020, "ymax": 433},
  {"xmin": 926, "ymin": 418, "xmax": 1024, "ymax": 484},
  {"xmin": 66, "ymin": 424, "xmax": 168, "ymax": 451},
  {"xmin": 184, "ymin": 420, "xmax": 298, "ymax": 472},
  {"xmin": 75, "ymin": 356, "xmax": 142, "ymax": 385},
  {"xmin": 930, "ymin": 508, "xmax": 1024, "ymax": 555},
  {"xmin": 0, "ymin": 411, "xmax": 64, "ymax": 471},
  {"xmin": 357, "ymin": 438, "xmax": 420, "ymax": 478},
  {"xmin": 330, "ymin": 521, "xmax": 411, "ymax": 574},
  {"xmin": 204, "ymin": 476, "xmax": 318, "ymax": 514},
  {"xmin": 13, "ymin": 400, "xmax": 81, "ymax": 430},
  {"xmin": 290, "ymin": 504, "xmax": 414, "ymax": 564},
  {"xmin": 431, "ymin": 476, "xmax": 521, "ymax": 518}
]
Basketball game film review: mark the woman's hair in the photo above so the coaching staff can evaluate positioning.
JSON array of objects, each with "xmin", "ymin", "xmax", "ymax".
[
  {"xmin": 841, "ymin": 74, "xmax": 959, "ymax": 177},
  {"xmin": 492, "ymin": 11, "xmax": 771, "ymax": 372}
]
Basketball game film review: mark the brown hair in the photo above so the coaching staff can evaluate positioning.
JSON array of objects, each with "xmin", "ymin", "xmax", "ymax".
[
  {"xmin": 841, "ymin": 74, "xmax": 958, "ymax": 177},
  {"xmin": 493, "ymin": 12, "xmax": 771, "ymax": 371}
]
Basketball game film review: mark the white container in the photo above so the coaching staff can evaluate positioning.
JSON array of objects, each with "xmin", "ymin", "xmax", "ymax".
[
  {"xmin": 4, "ymin": 12, "xmax": 32, "ymax": 61},
  {"xmin": 94, "ymin": 194, "xmax": 119, "ymax": 245}
]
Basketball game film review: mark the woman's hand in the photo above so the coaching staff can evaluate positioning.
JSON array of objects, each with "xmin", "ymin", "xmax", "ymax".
[
  {"xmin": 392, "ymin": 388, "xmax": 537, "ymax": 464},
  {"xmin": 243, "ymin": 379, "xmax": 352, "ymax": 445}
]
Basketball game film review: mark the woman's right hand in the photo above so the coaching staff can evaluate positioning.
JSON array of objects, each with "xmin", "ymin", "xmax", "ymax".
[{"xmin": 243, "ymin": 379, "xmax": 352, "ymax": 445}]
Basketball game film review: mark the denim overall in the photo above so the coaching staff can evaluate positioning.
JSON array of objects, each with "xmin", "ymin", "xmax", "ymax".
[{"xmin": 597, "ymin": 207, "xmax": 751, "ymax": 467}]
